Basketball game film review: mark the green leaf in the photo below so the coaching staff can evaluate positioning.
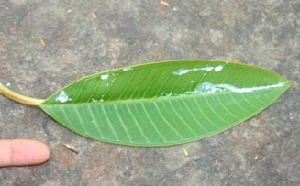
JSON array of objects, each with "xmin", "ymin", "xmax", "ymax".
[{"xmin": 40, "ymin": 60, "xmax": 292, "ymax": 147}]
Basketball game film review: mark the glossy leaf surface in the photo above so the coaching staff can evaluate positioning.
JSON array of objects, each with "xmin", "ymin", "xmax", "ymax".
[{"xmin": 40, "ymin": 60, "xmax": 292, "ymax": 146}]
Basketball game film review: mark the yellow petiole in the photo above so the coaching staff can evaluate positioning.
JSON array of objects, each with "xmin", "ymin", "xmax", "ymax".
[{"xmin": 0, "ymin": 84, "xmax": 45, "ymax": 105}]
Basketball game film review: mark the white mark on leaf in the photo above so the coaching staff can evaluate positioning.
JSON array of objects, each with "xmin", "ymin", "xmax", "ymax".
[
  {"xmin": 56, "ymin": 91, "xmax": 72, "ymax": 103},
  {"xmin": 173, "ymin": 65, "xmax": 224, "ymax": 75},
  {"xmin": 100, "ymin": 74, "xmax": 109, "ymax": 80},
  {"xmin": 190, "ymin": 81, "xmax": 288, "ymax": 94}
]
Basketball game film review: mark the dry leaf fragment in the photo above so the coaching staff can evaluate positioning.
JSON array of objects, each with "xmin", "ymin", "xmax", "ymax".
[
  {"xmin": 63, "ymin": 59, "xmax": 73, "ymax": 64},
  {"xmin": 253, "ymin": 155, "xmax": 259, "ymax": 160},
  {"xmin": 39, "ymin": 39, "xmax": 46, "ymax": 47},
  {"xmin": 91, "ymin": 11, "xmax": 96, "ymax": 19},
  {"xmin": 182, "ymin": 148, "xmax": 189, "ymax": 156},
  {"xmin": 160, "ymin": 0, "xmax": 170, "ymax": 7},
  {"xmin": 64, "ymin": 144, "xmax": 79, "ymax": 154}
]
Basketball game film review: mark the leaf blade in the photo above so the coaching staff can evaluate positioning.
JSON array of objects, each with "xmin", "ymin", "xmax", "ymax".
[{"xmin": 40, "ymin": 60, "xmax": 292, "ymax": 146}]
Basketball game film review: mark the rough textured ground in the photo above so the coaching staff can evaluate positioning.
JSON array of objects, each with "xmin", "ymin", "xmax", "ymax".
[{"xmin": 0, "ymin": 0, "xmax": 299, "ymax": 185}]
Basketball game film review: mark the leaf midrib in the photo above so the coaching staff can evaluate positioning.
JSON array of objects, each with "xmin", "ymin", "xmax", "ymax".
[{"xmin": 41, "ymin": 85, "xmax": 289, "ymax": 107}]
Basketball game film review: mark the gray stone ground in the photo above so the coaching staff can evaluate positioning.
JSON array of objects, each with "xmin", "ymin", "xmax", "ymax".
[{"xmin": 0, "ymin": 0, "xmax": 299, "ymax": 185}]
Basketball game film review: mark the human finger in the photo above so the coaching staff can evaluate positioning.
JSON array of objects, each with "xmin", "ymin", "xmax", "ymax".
[{"xmin": 0, "ymin": 139, "xmax": 50, "ymax": 167}]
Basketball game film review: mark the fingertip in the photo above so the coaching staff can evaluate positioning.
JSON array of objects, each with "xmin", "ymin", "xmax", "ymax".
[
  {"xmin": 24, "ymin": 139, "xmax": 51, "ymax": 164},
  {"xmin": 0, "ymin": 139, "xmax": 50, "ymax": 167}
]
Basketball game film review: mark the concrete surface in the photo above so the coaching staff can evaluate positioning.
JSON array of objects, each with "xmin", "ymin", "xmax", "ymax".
[{"xmin": 0, "ymin": 0, "xmax": 299, "ymax": 185}]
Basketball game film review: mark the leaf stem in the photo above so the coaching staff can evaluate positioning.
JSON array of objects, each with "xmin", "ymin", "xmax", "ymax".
[{"xmin": 0, "ymin": 84, "xmax": 45, "ymax": 105}]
